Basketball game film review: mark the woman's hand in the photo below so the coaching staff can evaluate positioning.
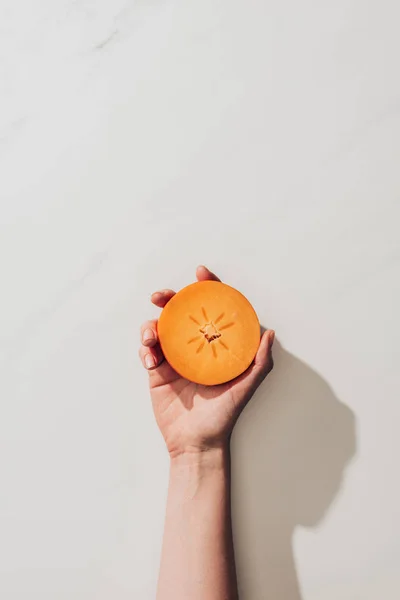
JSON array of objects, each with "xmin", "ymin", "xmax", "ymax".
[{"xmin": 139, "ymin": 265, "xmax": 275, "ymax": 459}]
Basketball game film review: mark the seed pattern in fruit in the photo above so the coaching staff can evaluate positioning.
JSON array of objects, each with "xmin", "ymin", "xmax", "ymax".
[
  {"xmin": 187, "ymin": 335, "xmax": 202, "ymax": 344},
  {"xmin": 187, "ymin": 310, "xmax": 235, "ymax": 357},
  {"xmin": 196, "ymin": 340, "xmax": 206, "ymax": 354},
  {"xmin": 219, "ymin": 322, "xmax": 234, "ymax": 331}
]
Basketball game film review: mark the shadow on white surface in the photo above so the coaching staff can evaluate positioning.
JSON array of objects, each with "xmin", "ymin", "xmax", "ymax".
[{"xmin": 232, "ymin": 339, "xmax": 357, "ymax": 600}]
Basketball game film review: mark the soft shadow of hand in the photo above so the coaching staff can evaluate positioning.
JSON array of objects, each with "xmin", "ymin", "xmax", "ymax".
[{"xmin": 231, "ymin": 339, "xmax": 357, "ymax": 600}]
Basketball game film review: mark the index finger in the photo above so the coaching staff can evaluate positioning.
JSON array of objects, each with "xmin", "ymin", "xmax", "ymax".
[
  {"xmin": 150, "ymin": 266, "xmax": 222, "ymax": 309},
  {"xmin": 151, "ymin": 289, "xmax": 176, "ymax": 308},
  {"xmin": 196, "ymin": 265, "xmax": 222, "ymax": 282}
]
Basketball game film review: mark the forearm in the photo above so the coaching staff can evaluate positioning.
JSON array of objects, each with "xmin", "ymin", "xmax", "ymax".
[{"xmin": 156, "ymin": 446, "xmax": 238, "ymax": 600}]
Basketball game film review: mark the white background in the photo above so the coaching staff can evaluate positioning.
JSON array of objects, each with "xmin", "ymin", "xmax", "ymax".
[{"xmin": 1, "ymin": 1, "xmax": 399, "ymax": 598}]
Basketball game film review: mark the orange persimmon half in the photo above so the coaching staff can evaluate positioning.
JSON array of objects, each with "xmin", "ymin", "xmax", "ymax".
[{"xmin": 157, "ymin": 280, "xmax": 260, "ymax": 386}]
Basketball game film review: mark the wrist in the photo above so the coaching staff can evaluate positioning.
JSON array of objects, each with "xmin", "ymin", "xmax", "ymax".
[
  {"xmin": 169, "ymin": 445, "xmax": 230, "ymax": 475},
  {"xmin": 168, "ymin": 446, "xmax": 230, "ymax": 503}
]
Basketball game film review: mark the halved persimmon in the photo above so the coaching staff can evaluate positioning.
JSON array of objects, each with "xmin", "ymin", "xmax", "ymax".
[{"xmin": 157, "ymin": 280, "xmax": 260, "ymax": 385}]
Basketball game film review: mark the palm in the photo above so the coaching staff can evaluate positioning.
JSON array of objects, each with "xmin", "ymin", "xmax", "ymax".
[
  {"xmin": 150, "ymin": 362, "xmax": 247, "ymax": 454},
  {"xmin": 140, "ymin": 266, "xmax": 274, "ymax": 456}
]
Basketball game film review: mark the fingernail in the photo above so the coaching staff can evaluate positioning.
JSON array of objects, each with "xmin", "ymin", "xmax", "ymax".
[
  {"xmin": 145, "ymin": 355, "xmax": 155, "ymax": 369},
  {"xmin": 143, "ymin": 328, "xmax": 154, "ymax": 343},
  {"xmin": 269, "ymin": 330, "xmax": 275, "ymax": 344}
]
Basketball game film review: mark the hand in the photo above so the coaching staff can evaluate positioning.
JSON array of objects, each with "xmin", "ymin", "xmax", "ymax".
[{"xmin": 139, "ymin": 266, "xmax": 275, "ymax": 458}]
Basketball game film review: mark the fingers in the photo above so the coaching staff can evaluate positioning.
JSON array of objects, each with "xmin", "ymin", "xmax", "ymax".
[
  {"xmin": 151, "ymin": 289, "xmax": 176, "ymax": 308},
  {"xmin": 150, "ymin": 266, "xmax": 220, "ymax": 311},
  {"xmin": 196, "ymin": 265, "xmax": 221, "ymax": 282},
  {"xmin": 139, "ymin": 342, "xmax": 164, "ymax": 370},
  {"xmin": 139, "ymin": 319, "xmax": 163, "ymax": 367},
  {"xmin": 140, "ymin": 319, "xmax": 158, "ymax": 347},
  {"xmin": 142, "ymin": 265, "xmax": 221, "ymax": 387},
  {"xmin": 150, "ymin": 265, "xmax": 220, "ymax": 312},
  {"xmin": 139, "ymin": 318, "xmax": 181, "ymax": 388},
  {"xmin": 139, "ymin": 337, "xmax": 181, "ymax": 388}
]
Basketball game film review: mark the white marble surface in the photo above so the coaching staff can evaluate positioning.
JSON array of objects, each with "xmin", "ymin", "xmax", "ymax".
[{"xmin": 1, "ymin": 1, "xmax": 400, "ymax": 598}]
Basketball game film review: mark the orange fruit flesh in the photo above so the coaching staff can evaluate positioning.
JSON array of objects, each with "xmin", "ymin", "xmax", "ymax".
[{"xmin": 157, "ymin": 280, "xmax": 260, "ymax": 385}]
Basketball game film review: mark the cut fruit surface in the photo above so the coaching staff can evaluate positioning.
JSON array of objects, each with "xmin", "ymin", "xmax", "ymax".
[{"xmin": 157, "ymin": 280, "xmax": 260, "ymax": 385}]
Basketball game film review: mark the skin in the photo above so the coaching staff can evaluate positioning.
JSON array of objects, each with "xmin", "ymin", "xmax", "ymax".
[{"xmin": 139, "ymin": 265, "xmax": 275, "ymax": 600}]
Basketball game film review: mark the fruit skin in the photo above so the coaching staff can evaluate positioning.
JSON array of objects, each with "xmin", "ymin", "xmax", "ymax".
[{"xmin": 157, "ymin": 280, "xmax": 260, "ymax": 386}]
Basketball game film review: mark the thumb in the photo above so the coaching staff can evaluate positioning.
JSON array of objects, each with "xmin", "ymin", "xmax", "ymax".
[
  {"xmin": 230, "ymin": 329, "xmax": 275, "ymax": 410},
  {"xmin": 254, "ymin": 329, "xmax": 275, "ymax": 372}
]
